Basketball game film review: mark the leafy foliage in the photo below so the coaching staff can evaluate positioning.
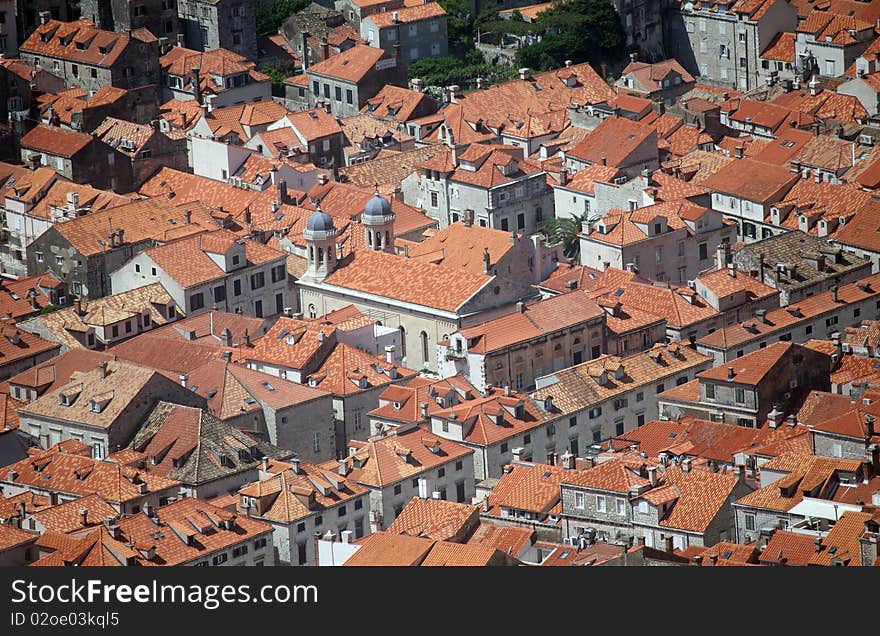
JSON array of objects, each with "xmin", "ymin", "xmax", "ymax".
[
  {"xmin": 260, "ymin": 60, "xmax": 299, "ymax": 87},
  {"xmin": 408, "ymin": 55, "xmax": 516, "ymax": 90},
  {"xmin": 256, "ymin": 0, "xmax": 311, "ymax": 37},
  {"xmin": 514, "ymin": 0, "xmax": 625, "ymax": 72},
  {"xmin": 438, "ymin": 0, "xmax": 474, "ymax": 56},
  {"xmin": 543, "ymin": 212, "xmax": 600, "ymax": 259}
]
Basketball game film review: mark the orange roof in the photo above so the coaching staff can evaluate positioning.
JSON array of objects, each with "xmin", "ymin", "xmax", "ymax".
[
  {"xmin": 55, "ymin": 196, "xmax": 217, "ymax": 257},
  {"xmin": 562, "ymin": 457, "xmax": 652, "ymax": 494},
  {"xmin": 324, "ymin": 248, "xmax": 492, "ymax": 313},
  {"xmin": 619, "ymin": 59, "xmax": 695, "ymax": 93},
  {"xmin": 385, "ymin": 497, "xmax": 478, "ymax": 540},
  {"xmin": 809, "ymin": 511, "xmax": 874, "ymax": 566},
  {"xmin": 20, "ymin": 124, "xmax": 93, "ymax": 158},
  {"xmin": 30, "ymin": 494, "xmax": 118, "ymax": 533},
  {"xmin": 761, "ymin": 32, "xmax": 796, "ymax": 61},
  {"xmin": 160, "ymin": 47, "xmax": 268, "ymax": 95},
  {"xmin": 344, "ymin": 532, "xmax": 435, "ymax": 566},
  {"xmin": 21, "ymin": 19, "xmax": 150, "ymax": 68},
  {"xmin": 696, "ymin": 267, "xmax": 779, "ymax": 303},
  {"xmin": 369, "ymin": 375, "xmax": 479, "ymax": 425},
  {"xmin": 700, "ymin": 158, "xmax": 798, "ymax": 202},
  {"xmin": 699, "ymin": 272, "xmax": 880, "ymax": 349},
  {"xmin": 699, "ymin": 341, "xmax": 802, "ymax": 385},
  {"xmin": 456, "ymin": 291, "xmax": 603, "ymax": 355},
  {"xmin": 330, "ymin": 425, "xmax": 473, "ymax": 488},
  {"xmin": 307, "ymin": 45, "xmax": 386, "ymax": 83},
  {"xmin": 366, "ymin": 2, "xmax": 446, "ymax": 26},
  {"xmin": 487, "ymin": 463, "xmax": 566, "ymax": 517},
  {"xmin": 567, "ymin": 116, "xmax": 657, "ymax": 167},
  {"xmin": 759, "ymin": 530, "xmax": 818, "ymax": 565},
  {"xmin": 2, "ymin": 443, "xmax": 179, "ymax": 505},
  {"xmin": 137, "ymin": 230, "xmax": 285, "ymax": 288}
]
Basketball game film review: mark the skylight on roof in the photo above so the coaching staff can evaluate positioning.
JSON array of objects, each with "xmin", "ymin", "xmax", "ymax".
[
  {"xmin": 614, "ymin": 288, "xmax": 625, "ymax": 297},
  {"xmin": 207, "ymin": 389, "xmax": 218, "ymax": 398},
  {"xmin": 668, "ymin": 432, "xmax": 677, "ymax": 439},
  {"xmin": 263, "ymin": 382, "xmax": 275, "ymax": 391},
  {"xmin": 531, "ymin": 82, "xmax": 542, "ymax": 91}
]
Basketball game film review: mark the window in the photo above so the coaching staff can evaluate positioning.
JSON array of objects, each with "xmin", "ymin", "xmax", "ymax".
[
  {"xmin": 393, "ymin": 484, "xmax": 402, "ymax": 495},
  {"xmin": 699, "ymin": 243, "xmax": 708, "ymax": 261},
  {"xmin": 323, "ymin": 83, "xmax": 330, "ymax": 99},
  {"xmin": 355, "ymin": 499, "xmax": 363, "ymax": 511},
  {"xmin": 826, "ymin": 316, "xmax": 838, "ymax": 327},
  {"xmin": 636, "ymin": 392, "xmax": 644, "ymax": 402},
  {"xmin": 596, "ymin": 495, "xmax": 606, "ymax": 512},
  {"xmin": 455, "ymin": 460, "xmax": 463, "ymax": 471},
  {"xmin": 855, "ymin": 307, "xmax": 861, "ymax": 318},
  {"xmin": 500, "ymin": 442, "xmax": 509, "ymax": 454},
  {"xmin": 313, "ymin": 431, "xmax": 320, "ymax": 452},
  {"xmin": 523, "ymin": 434, "xmax": 531, "ymax": 445},
  {"xmin": 335, "ymin": 86, "xmax": 342, "ymax": 101},
  {"xmin": 314, "ymin": 515, "xmax": 322, "ymax": 526},
  {"xmin": 569, "ymin": 416, "xmax": 577, "ymax": 428},
  {"xmin": 338, "ymin": 505, "xmax": 346, "ymax": 517},
  {"xmin": 296, "ymin": 522, "xmax": 305, "ymax": 533},
  {"xmin": 438, "ymin": 467, "xmax": 446, "ymax": 478},
  {"xmin": 588, "ymin": 407, "xmax": 602, "ymax": 419},
  {"xmin": 213, "ymin": 285, "xmax": 226, "ymax": 303},
  {"xmin": 706, "ymin": 383, "xmax": 715, "ymax": 399},
  {"xmin": 111, "ymin": 325, "xmax": 119, "ymax": 338},
  {"xmin": 254, "ymin": 537, "xmax": 267, "ymax": 550},
  {"xmin": 212, "ymin": 552, "xmax": 228, "ymax": 565},
  {"xmin": 232, "ymin": 544, "xmax": 248, "ymax": 558},
  {"xmin": 345, "ymin": 89, "xmax": 353, "ymax": 105},
  {"xmin": 825, "ymin": 59, "xmax": 835, "ymax": 76},
  {"xmin": 297, "ymin": 543, "xmax": 307, "ymax": 565},
  {"xmin": 656, "ymin": 383, "xmax": 665, "ymax": 394},
  {"xmin": 430, "ymin": 191, "xmax": 438, "ymax": 208},
  {"xmin": 190, "ymin": 293, "xmax": 204, "ymax": 311},
  {"xmin": 615, "ymin": 420, "xmax": 624, "ymax": 436},
  {"xmin": 592, "ymin": 428, "xmax": 602, "ymax": 444},
  {"xmin": 517, "ymin": 213, "xmax": 525, "ymax": 230},
  {"xmin": 616, "ymin": 498, "xmax": 626, "ymax": 515},
  {"xmin": 744, "ymin": 513, "xmax": 756, "ymax": 531},
  {"xmin": 250, "ymin": 272, "xmax": 265, "ymax": 290},
  {"xmin": 735, "ymin": 388, "xmax": 745, "ymax": 403},
  {"xmin": 312, "ymin": 80, "xmax": 320, "ymax": 95},
  {"xmin": 574, "ymin": 492, "xmax": 585, "ymax": 509},
  {"xmin": 233, "ymin": 279, "xmax": 242, "ymax": 296}
]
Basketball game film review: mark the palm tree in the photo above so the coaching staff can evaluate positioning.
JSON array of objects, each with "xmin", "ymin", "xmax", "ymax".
[{"xmin": 543, "ymin": 211, "xmax": 600, "ymax": 260}]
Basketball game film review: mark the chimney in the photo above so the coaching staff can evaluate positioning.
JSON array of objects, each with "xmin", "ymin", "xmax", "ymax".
[
  {"xmin": 734, "ymin": 145, "xmax": 744, "ymax": 159},
  {"xmin": 727, "ymin": 262, "xmax": 737, "ymax": 278},
  {"xmin": 384, "ymin": 345, "xmax": 395, "ymax": 364},
  {"xmin": 28, "ymin": 153, "xmax": 41, "ymax": 170},
  {"xmin": 476, "ymin": 77, "xmax": 485, "ymax": 89},
  {"xmin": 682, "ymin": 458, "xmax": 692, "ymax": 474},
  {"xmin": 518, "ymin": 67, "xmax": 531, "ymax": 81},
  {"xmin": 462, "ymin": 208, "xmax": 474, "ymax": 227},
  {"xmin": 420, "ymin": 402, "xmax": 429, "ymax": 420},
  {"xmin": 814, "ymin": 536, "xmax": 822, "ymax": 553},
  {"xmin": 317, "ymin": 173, "xmax": 329, "ymax": 186},
  {"xmin": 600, "ymin": 156, "xmax": 607, "ymax": 166},
  {"xmin": 831, "ymin": 285, "xmax": 839, "ymax": 302},
  {"xmin": 98, "ymin": 361, "xmax": 109, "ymax": 380},
  {"xmin": 693, "ymin": 554, "xmax": 703, "ymax": 566},
  {"xmin": 394, "ymin": 42, "xmax": 401, "ymax": 61},
  {"xmin": 516, "ymin": 301, "xmax": 525, "ymax": 313},
  {"xmin": 39, "ymin": 11, "xmax": 51, "ymax": 24},
  {"xmin": 243, "ymin": 208, "xmax": 252, "ymax": 225},
  {"xmin": 647, "ymin": 466, "xmax": 658, "ymax": 487},
  {"xmin": 665, "ymin": 536, "xmax": 674, "ymax": 553},
  {"xmin": 560, "ymin": 169, "xmax": 568, "ymax": 186},
  {"xmin": 504, "ymin": 385, "xmax": 511, "ymax": 397},
  {"xmin": 179, "ymin": 372, "xmax": 188, "ymax": 388},
  {"xmin": 565, "ymin": 59, "xmax": 573, "ymax": 67},
  {"xmin": 629, "ymin": 52, "xmax": 638, "ymax": 64},
  {"xmin": 184, "ymin": 209, "xmax": 192, "ymax": 225},
  {"xmin": 755, "ymin": 309, "xmax": 767, "ymax": 323},
  {"xmin": 482, "ymin": 247, "xmax": 490, "ymax": 274},
  {"xmin": 709, "ymin": 553, "xmax": 718, "ymax": 566},
  {"xmin": 411, "ymin": 78, "xmax": 423, "ymax": 93},
  {"xmin": 727, "ymin": 366, "xmax": 735, "ymax": 380},
  {"xmin": 277, "ymin": 180, "xmax": 288, "ymax": 205},
  {"xmin": 290, "ymin": 457, "xmax": 301, "ymax": 474},
  {"xmin": 338, "ymin": 459, "xmax": 348, "ymax": 476},
  {"xmin": 431, "ymin": 490, "xmax": 441, "ymax": 500},
  {"xmin": 79, "ymin": 507, "xmax": 88, "ymax": 527},
  {"xmin": 191, "ymin": 67, "xmax": 202, "ymax": 105},
  {"xmin": 221, "ymin": 328, "xmax": 233, "ymax": 347},
  {"xmin": 321, "ymin": 37, "xmax": 329, "ymax": 60},
  {"xmin": 866, "ymin": 414, "xmax": 875, "ymax": 438}
]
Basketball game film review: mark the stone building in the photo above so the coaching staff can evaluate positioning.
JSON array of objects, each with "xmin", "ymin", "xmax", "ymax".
[
  {"xmin": 665, "ymin": 0, "xmax": 797, "ymax": 92},
  {"xmin": 78, "ymin": 0, "xmax": 180, "ymax": 43},
  {"xmin": 175, "ymin": 0, "xmax": 257, "ymax": 60},
  {"xmin": 359, "ymin": 3, "xmax": 448, "ymax": 63},
  {"xmin": 659, "ymin": 342, "xmax": 831, "ymax": 428},
  {"xmin": 19, "ymin": 17, "xmax": 161, "ymax": 94}
]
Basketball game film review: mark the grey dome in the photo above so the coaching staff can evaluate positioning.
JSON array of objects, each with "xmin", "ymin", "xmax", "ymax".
[
  {"xmin": 363, "ymin": 193, "xmax": 393, "ymax": 220},
  {"xmin": 306, "ymin": 208, "xmax": 336, "ymax": 233}
]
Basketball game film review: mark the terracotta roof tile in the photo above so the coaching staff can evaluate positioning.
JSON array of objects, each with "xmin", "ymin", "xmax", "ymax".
[
  {"xmin": 20, "ymin": 124, "xmax": 93, "ymax": 158},
  {"xmin": 385, "ymin": 497, "xmax": 478, "ymax": 540}
]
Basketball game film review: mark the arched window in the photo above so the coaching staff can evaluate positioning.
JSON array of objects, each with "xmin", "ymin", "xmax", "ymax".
[
  {"xmin": 399, "ymin": 325, "xmax": 406, "ymax": 357},
  {"xmin": 385, "ymin": 230, "xmax": 390, "ymax": 246},
  {"xmin": 367, "ymin": 230, "xmax": 372, "ymax": 247},
  {"xmin": 420, "ymin": 331, "xmax": 429, "ymax": 364},
  {"xmin": 308, "ymin": 304, "xmax": 316, "ymax": 318},
  {"xmin": 309, "ymin": 246, "xmax": 314, "ymax": 261},
  {"xmin": 317, "ymin": 247, "xmax": 323, "ymax": 263},
  {"xmin": 376, "ymin": 232, "xmax": 382, "ymax": 248}
]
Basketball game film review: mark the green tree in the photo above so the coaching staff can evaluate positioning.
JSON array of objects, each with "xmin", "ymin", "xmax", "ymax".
[
  {"xmin": 543, "ymin": 211, "xmax": 600, "ymax": 259},
  {"xmin": 438, "ymin": 0, "xmax": 473, "ymax": 56},
  {"xmin": 256, "ymin": 0, "xmax": 310, "ymax": 37},
  {"xmin": 514, "ymin": 0, "xmax": 625, "ymax": 72}
]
